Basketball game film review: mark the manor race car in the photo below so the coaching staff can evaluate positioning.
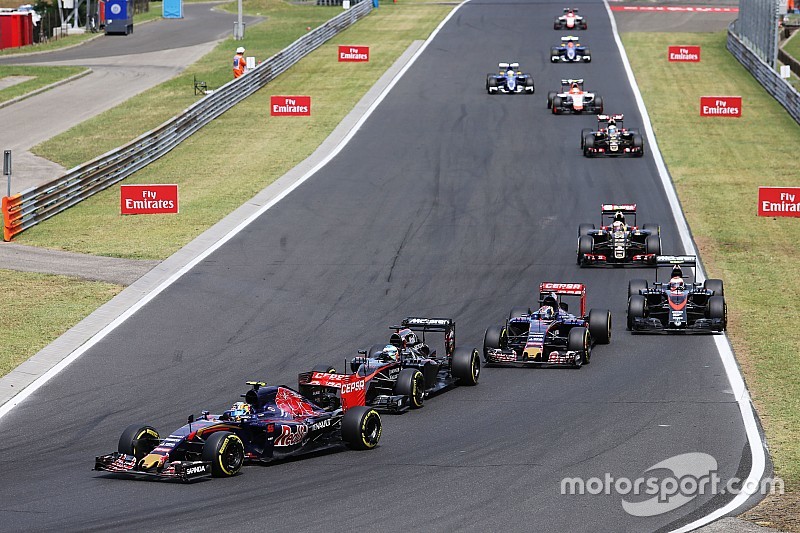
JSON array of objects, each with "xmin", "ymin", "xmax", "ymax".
[
  {"xmin": 94, "ymin": 381, "xmax": 381, "ymax": 481},
  {"xmin": 299, "ymin": 317, "xmax": 480, "ymax": 413},
  {"xmin": 577, "ymin": 204, "xmax": 661, "ymax": 267},
  {"xmin": 554, "ymin": 7, "xmax": 587, "ymax": 30},
  {"xmin": 547, "ymin": 79, "xmax": 603, "ymax": 114},
  {"xmin": 483, "ymin": 283, "xmax": 611, "ymax": 368},
  {"xmin": 581, "ymin": 114, "xmax": 644, "ymax": 157},
  {"xmin": 627, "ymin": 256, "xmax": 727, "ymax": 333},
  {"xmin": 486, "ymin": 62, "xmax": 535, "ymax": 94},
  {"xmin": 551, "ymin": 36, "xmax": 591, "ymax": 63}
]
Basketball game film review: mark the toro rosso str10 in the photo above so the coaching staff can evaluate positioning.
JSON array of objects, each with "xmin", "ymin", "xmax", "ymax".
[
  {"xmin": 581, "ymin": 114, "xmax": 644, "ymax": 157},
  {"xmin": 551, "ymin": 36, "xmax": 591, "ymax": 63},
  {"xmin": 547, "ymin": 79, "xmax": 603, "ymax": 115},
  {"xmin": 554, "ymin": 7, "xmax": 587, "ymax": 30},
  {"xmin": 627, "ymin": 256, "xmax": 727, "ymax": 333},
  {"xmin": 483, "ymin": 283, "xmax": 611, "ymax": 368},
  {"xmin": 299, "ymin": 317, "xmax": 480, "ymax": 413},
  {"xmin": 578, "ymin": 204, "xmax": 661, "ymax": 267},
  {"xmin": 486, "ymin": 62, "xmax": 535, "ymax": 94},
  {"xmin": 94, "ymin": 381, "xmax": 381, "ymax": 481}
]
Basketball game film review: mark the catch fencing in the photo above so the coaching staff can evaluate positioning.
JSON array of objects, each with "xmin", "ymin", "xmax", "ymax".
[
  {"xmin": 1, "ymin": 0, "xmax": 373, "ymax": 241},
  {"xmin": 732, "ymin": 0, "xmax": 780, "ymax": 67}
]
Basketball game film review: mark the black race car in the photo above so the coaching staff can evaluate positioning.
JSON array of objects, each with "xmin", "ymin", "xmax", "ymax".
[
  {"xmin": 577, "ymin": 203, "xmax": 661, "ymax": 267},
  {"xmin": 627, "ymin": 255, "xmax": 727, "ymax": 333},
  {"xmin": 547, "ymin": 79, "xmax": 603, "ymax": 115},
  {"xmin": 554, "ymin": 7, "xmax": 587, "ymax": 30},
  {"xmin": 299, "ymin": 317, "xmax": 480, "ymax": 413},
  {"xmin": 581, "ymin": 114, "xmax": 644, "ymax": 157},
  {"xmin": 551, "ymin": 36, "xmax": 591, "ymax": 63},
  {"xmin": 486, "ymin": 62, "xmax": 535, "ymax": 94},
  {"xmin": 483, "ymin": 283, "xmax": 611, "ymax": 368},
  {"xmin": 94, "ymin": 381, "xmax": 381, "ymax": 481}
]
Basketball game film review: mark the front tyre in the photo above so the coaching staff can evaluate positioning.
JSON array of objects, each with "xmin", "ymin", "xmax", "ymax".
[
  {"xmin": 202, "ymin": 431, "xmax": 245, "ymax": 477},
  {"xmin": 342, "ymin": 406, "xmax": 382, "ymax": 450},
  {"xmin": 395, "ymin": 368, "xmax": 425, "ymax": 408},
  {"xmin": 567, "ymin": 327, "xmax": 590, "ymax": 365},
  {"xmin": 452, "ymin": 347, "xmax": 480, "ymax": 385},
  {"xmin": 118, "ymin": 424, "xmax": 160, "ymax": 459},
  {"xmin": 627, "ymin": 294, "xmax": 646, "ymax": 330}
]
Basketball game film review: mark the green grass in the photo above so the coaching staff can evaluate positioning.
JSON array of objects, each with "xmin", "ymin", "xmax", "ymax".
[
  {"xmin": 783, "ymin": 29, "xmax": 800, "ymax": 62},
  {"xmin": 0, "ymin": 65, "xmax": 87, "ymax": 104},
  {"xmin": 622, "ymin": 31, "xmax": 800, "ymax": 490}
]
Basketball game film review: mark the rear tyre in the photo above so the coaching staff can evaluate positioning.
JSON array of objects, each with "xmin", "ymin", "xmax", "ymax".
[
  {"xmin": 452, "ymin": 347, "xmax": 480, "ymax": 385},
  {"xmin": 627, "ymin": 294, "xmax": 646, "ymax": 330},
  {"xmin": 342, "ymin": 406, "xmax": 382, "ymax": 450},
  {"xmin": 394, "ymin": 368, "xmax": 425, "ymax": 408},
  {"xmin": 202, "ymin": 431, "xmax": 244, "ymax": 477},
  {"xmin": 580, "ymin": 128, "xmax": 592, "ymax": 149},
  {"xmin": 552, "ymin": 96, "xmax": 562, "ymax": 114},
  {"xmin": 583, "ymin": 135, "xmax": 595, "ymax": 157},
  {"xmin": 633, "ymin": 134, "xmax": 644, "ymax": 157},
  {"xmin": 704, "ymin": 279, "xmax": 724, "ymax": 296},
  {"xmin": 547, "ymin": 91, "xmax": 556, "ymax": 108},
  {"xmin": 588, "ymin": 309, "xmax": 611, "ymax": 344},
  {"xmin": 645, "ymin": 234, "xmax": 661, "ymax": 255},
  {"xmin": 593, "ymin": 95, "xmax": 604, "ymax": 114},
  {"xmin": 628, "ymin": 279, "xmax": 648, "ymax": 298},
  {"xmin": 118, "ymin": 424, "xmax": 160, "ymax": 459},
  {"xmin": 577, "ymin": 235, "xmax": 593, "ymax": 266},
  {"xmin": 508, "ymin": 306, "xmax": 529, "ymax": 322},
  {"xmin": 567, "ymin": 327, "xmax": 590, "ymax": 365}
]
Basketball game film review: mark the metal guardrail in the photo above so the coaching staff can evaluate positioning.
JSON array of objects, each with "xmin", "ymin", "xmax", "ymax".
[
  {"xmin": 1, "ymin": 0, "xmax": 373, "ymax": 241},
  {"xmin": 727, "ymin": 23, "xmax": 800, "ymax": 126}
]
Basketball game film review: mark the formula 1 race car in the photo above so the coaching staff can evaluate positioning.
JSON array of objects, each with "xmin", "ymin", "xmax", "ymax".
[
  {"xmin": 94, "ymin": 381, "xmax": 381, "ymax": 481},
  {"xmin": 483, "ymin": 283, "xmax": 611, "ymax": 368},
  {"xmin": 547, "ymin": 79, "xmax": 603, "ymax": 115},
  {"xmin": 551, "ymin": 36, "xmax": 591, "ymax": 63},
  {"xmin": 299, "ymin": 317, "xmax": 480, "ymax": 413},
  {"xmin": 486, "ymin": 62, "xmax": 535, "ymax": 94},
  {"xmin": 554, "ymin": 7, "xmax": 587, "ymax": 30},
  {"xmin": 581, "ymin": 114, "xmax": 644, "ymax": 157},
  {"xmin": 627, "ymin": 256, "xmax": 727, "ymax": 333},
  {"xmin": 577, "ymin": 204, "xmax": 661, "ymax": 267}
]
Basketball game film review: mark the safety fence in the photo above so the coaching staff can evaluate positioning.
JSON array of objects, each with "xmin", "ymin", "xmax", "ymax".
[
  {"xmin": 1, "ymin": 0, "xmax": 373, "ymax": 241},
  {"xmin": 732, "ymin": 0, "xmax": 780, "ymax": 67}
]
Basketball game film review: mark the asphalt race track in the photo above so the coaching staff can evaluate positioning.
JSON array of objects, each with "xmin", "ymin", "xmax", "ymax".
[{"xmin": 0, "ymin": 1, "xmax": 755, "ymax": 531}]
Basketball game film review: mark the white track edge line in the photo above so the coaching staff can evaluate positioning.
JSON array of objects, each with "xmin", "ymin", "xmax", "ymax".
[
  {"xmin": 602, "ymin": 2, "xmax": 767, "ymax": 531},
  {"xmin": 0, "ymin": 0, "xmax": 471, "ymax": 422}
]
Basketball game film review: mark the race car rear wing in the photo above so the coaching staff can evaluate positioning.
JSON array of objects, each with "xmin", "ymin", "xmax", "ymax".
[
  {"xmin": 297, "ymin": 371, "xmax": 366, "ymax": 411},
  {"xmin": 563, "ymin": 7, "xmax": 579, "ymax": 13},
  {"xmin": 601, "ymin": 203, "xmax": 636, "ymax": 214},
  {"xmin": 561, "ymin": 78, "xmax": 584, "ymax": 84},
  {"xmin": 390, "ymin": 317, "xmax": 455, "ymax": 358},
  {"xmin": 561, "ymin": 36, "xmax": 581, "ymax": 42},
  {"xmin": 653, "ymin": 255, "xmax": 697, "ymax": 282},
  {"xmin": 498, "ymin": 62, "xmax": 519, "ymax": 70},
  {"xmin": 538, "ymin": 282, "xmax": 586, "ymax": 316},
  {"xmin": 597, "ymin": 114, "xmax": 624, "ymax": 122}
]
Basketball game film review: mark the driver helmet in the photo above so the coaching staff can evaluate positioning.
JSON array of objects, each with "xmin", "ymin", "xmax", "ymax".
[
  {"xmin": 612, "ymin": 211, "xmax": 626, "ymax": 230},
  {"xmin": 612, "ymin": 221, "xmax": 625, "ymax": 232},
  {"xmin": 405, "ymin": 333, "xmax": 418, "ymax": 346},
  {"xmin": 669, "ymin": 276, "xmax": 685, "ymax": 291},
  {"xmin": 229, "ymin": 401, "xmax": 251, "ymax": 420},
  {"xmin": 538, "ymin": 305, "xmax": 555, "ymax": 321},
  {"xmin": 381, "ymin": 344, "xmax": 399, "ymax": 361},
  {"xmin": 570, "ymin": 82, "xmax": 581, "ymax": 94},
  {"xmin": 608, "ymin": 124, "xmax": 617, "ymax": 135},
  {"xmin": 567, "ymin": 41, "xmax": 575, "ymax": 48}
]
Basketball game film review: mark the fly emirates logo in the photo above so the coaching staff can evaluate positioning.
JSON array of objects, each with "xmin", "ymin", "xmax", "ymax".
[{"xmin": 270, "ymin": 96, "xmax": 311, "ymax": 116}]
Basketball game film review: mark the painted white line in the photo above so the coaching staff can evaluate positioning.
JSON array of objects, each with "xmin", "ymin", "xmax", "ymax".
[
  {"xmin": 0, "ymin": 1, "xmax": 471, "ymax": 422},
  {"xmin": 603, "ymin": 1, "xmax": 766, "ymax": 530}
]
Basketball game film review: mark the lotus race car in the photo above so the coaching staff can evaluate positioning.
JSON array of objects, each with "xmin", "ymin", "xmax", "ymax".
[
  {"xmin": 577, "ymin": 204, "xmax": 661, "ymax": 267},
  {"xmin": 483, "ymin": 283, "xmax": 611, "ymax": 368},
  {"xmin": 94, "ymin": 381, "xmax": 381, "ymax": 481},
  {"xmin": 554, "ymin": 7, "xmax": 587, "ymax": 30},
  {"xmin": 547, "ymin": 79, "xmax": 603, "ymax": 115},
  {"xmin": 486, "ymin": 62, "xmax": 535, "ymax": 94},
  {"xmin": 551, "ymin": 36, "xmax": 591, "ymax": 63},
  {"xmin": 627, "ymin": 256, "xmax": 727, "ymax": 333},
  {"xmin": 581, "ymin": 114, "xmax": 644, "ymax": 157},
  {"xmin": 299, "ymin": 317, "xmax": 480, "ymax": 413}
]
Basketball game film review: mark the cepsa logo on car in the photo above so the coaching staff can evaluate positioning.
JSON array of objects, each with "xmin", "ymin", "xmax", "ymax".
[
  {"xmin": 274, "ymin": 425, "xmax": 308, "ymax": 446},
  {"xmin": 700, "ymin": 96, "xmax": 741, "ymax": 117},
  {"xmin": 338, "ymin": 45, "xmax": 369, "ymax": 62},
  {"xmin": 668, "ymin": 46, "xmax": 700, "ymax": 62},
  {"xmin": 342, "ymin": 379, "xmax": 365, "ymax": 394},
  {"xmin": 270, "ymin": 96, "xmax": 311, "ymax": 116},
  {"xmin": 541, "ymin": 282, "xmax": 584, "ymax": 294}
]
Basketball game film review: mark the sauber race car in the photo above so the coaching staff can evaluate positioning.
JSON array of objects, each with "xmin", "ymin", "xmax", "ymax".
[
  {"xmin": 554, "ymin": 7, "xmax": 587, "ymax": 30},
  {"xmin": 577, "ymin": 204, "xmax": 661, "ymax": 267},
  {"xmin": 547, "ymin": 79, "xmax": 603, "ymax": 115},
  {"xmin": 581, "ymin": 114, "xmax": 644, "ymax": 157},
  {"xmin": 551, "ymin": 36, "xmax": 591, "ymax": 63},
  {"xmin": 486, "ymin": 62, "xmax": 535, "ymax": 94},
  {"xmin": 483, "ymin": 283, "xmax": 611, "ymax": 368},
  {"xmin": 94, "ymin": 381, "xmax": 381, "ymax": 481},
  {"xmin": 627, "ymin": 256, "xmax": 727, "ymax": 334},
  {"xmin": 299, "ymin": 317, "xmax": 480, "ymax": 413}
]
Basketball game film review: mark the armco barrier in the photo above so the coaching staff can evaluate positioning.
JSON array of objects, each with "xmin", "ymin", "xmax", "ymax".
[
  {"xmin": 1, "ymin": 0, "xmax": 372, "ymax": 241},
  {"xmin": 728, "ymin": 23, "xmax": 800, "ymax": 125}
]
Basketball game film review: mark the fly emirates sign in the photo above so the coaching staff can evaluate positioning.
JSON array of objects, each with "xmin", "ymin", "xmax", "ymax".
[
  {"xmin": 338, "ymin": 45, "xmax": 369, "ymax": 62},
  {"xmin": 668, "ymin": 45, "xmax": 700, "ymax": 62},
  {"xmin": 700, "ymin": 96, "xmax": 742, "ymax": 117},
  {"xmin": 758, "ymin": 187, "xmax": 800, "ymax": 218},
  {"xmin": 120, "ymin": 184, "xmax": 178, "ymax": 215},
  {"xmin": 270, "ymin": 96, "xmax": 311, "ymax": 116}
]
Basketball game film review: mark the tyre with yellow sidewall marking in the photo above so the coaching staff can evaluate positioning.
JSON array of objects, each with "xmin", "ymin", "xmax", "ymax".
[
  {"xmin": 118, "ymin": 424, "xmax": 160, "ymax": 459},
  {"xmin": 394, "ymin": 368, "xmax": 425, "ymax": 408},
  {"xmin": 202, "ymin": 431, "xmax": 245, "ymax": 477},
  {"xmin": 342, "ymin": 406, "xmax": 382, "ymax": 450}
]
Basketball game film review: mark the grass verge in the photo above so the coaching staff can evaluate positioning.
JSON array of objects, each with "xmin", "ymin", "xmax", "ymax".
[
  {"xmin": 622, "ymin": 29, "xmax": 800, "ymax": 521},
  {"xmin": 0, "ymin": 65, "xmax": 87, "ymax": 104}
]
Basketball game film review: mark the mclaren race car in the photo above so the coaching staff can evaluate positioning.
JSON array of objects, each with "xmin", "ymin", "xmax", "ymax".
[
  {"xmin": 299, "ymin": 317, "xmax": 480, "ymax": 413},
  {"xmin": 483, "ymin": 283, "xmax": 611, "ymax": 368},
  {"xmin": 94, "ymin": 381, "xmax": 381, "ymax": 481},
  {"xmin": 554, "ymin": 7, "xmax": 587, "ymax": 30},
  {"xmin": 627, "ymin": 256, "xmax": 727, "ymax": 333},
  {"xmin": 551, "ymin": 36, "xmax": 591, "ymax": 63},
  {"xmin": 547, "ymin": 79, "xmax": 603, "ymax": 115},
  {"xmin": 577, "ymin": 203, "xmax": 661, "ymax": 267},
  {"xmin": 581, "ymin": 114, "xmax": 644, "ymax": 157},
  {"xmin": 486, "ymin": 62, "xmax": 535, "ymax": 94}
]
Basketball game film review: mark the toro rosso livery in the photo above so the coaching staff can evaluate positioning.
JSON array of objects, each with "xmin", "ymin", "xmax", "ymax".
[
  {"xmin": 627, "ymin": 256, "xmax": 727, "ymax": 333},
  {"xmin": 581, "ymin": 114, "xmax": 644, "ymax": 157},
  {"xmin": 486, "ymin": 62, "xmax": 535, "ymax": 94},
  {"xmin": 483, "ymin": 283, "xmax": 611, "ymax": 368},
  {"xmin": 578, "ymin": 204, "xmax": 661, "ymax": 267},
  {"xmin": 299, "ymin": 317, "xmax": 480, "ymax": 413},
  {"xmin": 94, "ymin": 381, "xmax": 381, "ymax": 481},
  {"xmin": 554, "ymin": 7, "xmax": 587, "ymax": 30},
  {"xmin": 547, "ymin": 79, "xmax": 603, "ymax": 115},
  {"xmin": 551, "ymin": 36, "xmax": 591, "ymax": 63}
]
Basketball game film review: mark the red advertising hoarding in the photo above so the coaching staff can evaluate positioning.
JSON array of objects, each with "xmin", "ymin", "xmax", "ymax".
[
  {"xmin": 270, "ymin": 96, "xmax": 311, "ymax": 116},
  {"xmin": 758, "ymin": 187, "xmax": 800, "ymax": 218},
  {"xmin": 700, "ymin": 96, "xmax": 742, "ymax": 117},
  {"xmin": 338, "ymin": 45, "xmax": 369, "ymax": 62},
  {"xmin": 120, "ymin": 184, "xmax": 179, "ymax": 215},
  {"xmin": 668, "ymin": 46, "xmax": 700, "ymax": 62}
]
